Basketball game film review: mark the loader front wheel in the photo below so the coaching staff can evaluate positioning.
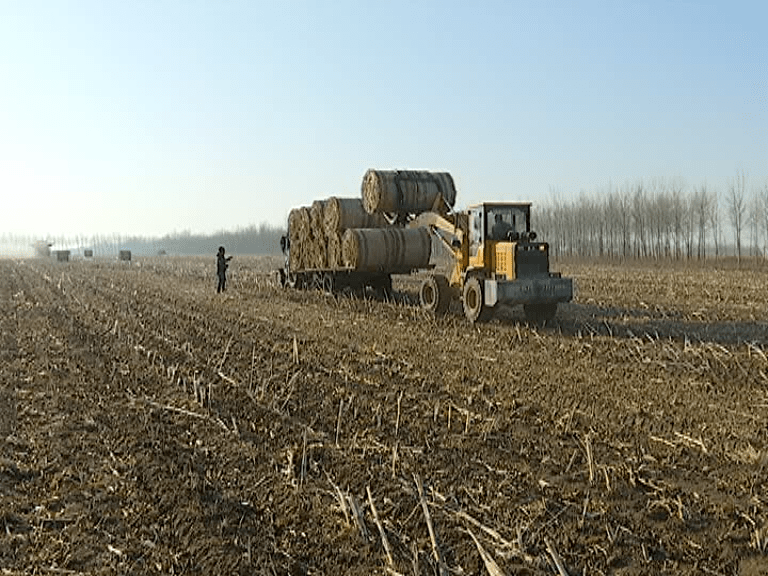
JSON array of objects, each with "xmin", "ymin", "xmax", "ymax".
[
  {"xmin": 420, "ymin": 275, "xmax": 451, "ymax": 314},
  {"xmin": 463, "ymin": 277, "xmax": 492, "ymax": 323}
]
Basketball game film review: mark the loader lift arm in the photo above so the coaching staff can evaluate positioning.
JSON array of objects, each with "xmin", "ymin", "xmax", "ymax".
[{"xmin": 408, "ymin": 211, "xmax": 467, "ymax": 285}]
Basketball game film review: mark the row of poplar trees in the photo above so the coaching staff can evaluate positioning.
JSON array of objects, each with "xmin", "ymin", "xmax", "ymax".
[{"xmin": 534, "ymin": 172, "xmax": 768, "ymax": 263}]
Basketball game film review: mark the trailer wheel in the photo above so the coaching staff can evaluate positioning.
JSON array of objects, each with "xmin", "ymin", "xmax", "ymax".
[
  {"xmin": 322, "ymin": 272, "xmax": 335, "ymax": 294},
  {"xmin": 463, "ymin": 276, "xmax": 492, "ymax": 323},
  {"xmin": 375, "ymin": 274, "xmax": 393, "ymax": 300},
  {"xmin": 420, "ymin": 275, "xmax": 451, "ymax": 314}
]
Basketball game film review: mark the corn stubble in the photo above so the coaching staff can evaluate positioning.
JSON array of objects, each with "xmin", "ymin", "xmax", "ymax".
[{"xmin": 1, "ymin": 255, "xmax": 767, "ymax": 575}]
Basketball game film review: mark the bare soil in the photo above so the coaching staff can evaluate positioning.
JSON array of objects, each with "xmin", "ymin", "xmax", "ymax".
[{"xmin": 1, "ymin": 256, "xmax": 768, "ymax": 575}]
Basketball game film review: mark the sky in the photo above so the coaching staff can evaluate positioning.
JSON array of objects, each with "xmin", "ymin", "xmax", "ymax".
[{"xmin": 1, "ymin": 0, "xmax": 766, "ymax": 239}]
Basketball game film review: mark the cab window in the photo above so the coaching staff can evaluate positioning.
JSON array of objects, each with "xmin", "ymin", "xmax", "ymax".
[{"xmin": 469, "ymin": 209, "xmax": 483, "ymax": 256}]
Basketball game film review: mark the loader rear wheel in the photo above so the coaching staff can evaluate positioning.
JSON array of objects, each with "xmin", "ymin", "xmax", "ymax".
[
  {"xmin": 463, "ymin": 277, "xmax": 492, "ymax": 323},
  {"xmin": 420, "ymin": 275, "xmax": 451, "ymax": 314}
]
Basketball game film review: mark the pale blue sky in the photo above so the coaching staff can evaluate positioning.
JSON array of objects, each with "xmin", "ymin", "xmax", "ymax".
[{"xmin": 1, "ymin": 0, "xmax": 766, "ymax": 238}]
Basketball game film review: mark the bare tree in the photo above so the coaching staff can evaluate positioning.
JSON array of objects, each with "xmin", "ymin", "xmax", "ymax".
[
  {"xmin": 669, "ymin": 184, "xmax": 687, "ymax": 259},
  {"xmin": 727, "ymin": 170, "xmax": 747, "ymax": 263},
  {"xmin": 692, "ymin": 185, "xmax": 711, "ymax": 260},
  {"xmin": 761, "ymin": 181, "xmax": 768, "ymax": 262},
  {"xmin": 709, "ymin": 188, "xmax": 722, "ymax": 260},
  {"xmin": 605, "ymin": 186, "xmax": 627, "ymax": 259},
  {"xmin": 747, "ymin": 192, "xmax": 762, "ymax": 258},
  {"xmin": 632, "ymin": 184, "xmax": 648, "ymax": 258},
  {"xmin": 538, "ymin": 175, "xmax": 768, "ymax": 264}
]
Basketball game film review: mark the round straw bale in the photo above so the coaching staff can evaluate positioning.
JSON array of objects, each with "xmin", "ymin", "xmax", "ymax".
[
  {"xmin": 361, "ymin": 169, "xmax": 457, "ymax": 215},
  {"xmin": 324, "ymin": 197, "xmax": 379, "ymax": 235},
  {"xmin": 327, "ymin": 232, "xmax": 342, "ymax": 268},
  {"xmin": 311, "ymin": 200, "xmax": 327, "ymax": 238},
  {"xmin": 288, "ymin": 209, "xmax": 304, "ymax": 270},
  {"xmin": 342, "ymin": 227, "xmax": 432, "ymax": 272}
]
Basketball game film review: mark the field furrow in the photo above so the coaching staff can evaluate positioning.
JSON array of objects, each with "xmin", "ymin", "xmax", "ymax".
[{"xmin": 1, "ymin": 257, "xmax": 767, "ymax": 575}]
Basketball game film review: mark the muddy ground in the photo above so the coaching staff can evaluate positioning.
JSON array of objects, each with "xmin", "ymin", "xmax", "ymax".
[{"xmin": 1, "ymin": 256, "xmax": 767, "ymax": 575}]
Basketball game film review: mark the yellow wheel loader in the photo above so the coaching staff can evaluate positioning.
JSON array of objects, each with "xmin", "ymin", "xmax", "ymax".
[{"xmin": 411, "ymin": 202, "xmax": 573, "ymax": 324}]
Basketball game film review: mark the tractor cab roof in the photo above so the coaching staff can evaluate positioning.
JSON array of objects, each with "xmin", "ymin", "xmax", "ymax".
[
  {"xmin": 465, "ymin": 203, "xmax": 533, "ymax": 236},
  {"xmin": 467, "ymin": 202, "xmax": 532, "ymax": 212}
]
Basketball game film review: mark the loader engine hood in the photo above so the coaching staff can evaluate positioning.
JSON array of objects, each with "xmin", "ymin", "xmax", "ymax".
[
  {"xmin": 494, "ymin": 240, "xmax": 550, "ymax": 280},
  {"xmin": 515, "ymin": 241, "xmax": 550, "ymax": 278}
]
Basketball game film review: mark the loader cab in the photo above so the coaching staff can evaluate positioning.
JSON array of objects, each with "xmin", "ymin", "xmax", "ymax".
[
  {"xmin": 468, "ymin": 203, "xmax": 531, "ymax": 257},
  {"xmin": 467, "ymin": 203, "xmax": 548, "ymax": 280}
]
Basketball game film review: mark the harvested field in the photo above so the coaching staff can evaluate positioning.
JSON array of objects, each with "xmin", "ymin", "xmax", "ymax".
[{"xmin": 1, "ymin": 256, "xmax": 767, "ymax": 575}]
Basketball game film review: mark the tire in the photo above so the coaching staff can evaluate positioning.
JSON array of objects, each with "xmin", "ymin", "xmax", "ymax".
[
  {"xmin": 420, "ymin": 275, "xmax": 451, "ymax": 314},
  {"xmin": 375, "ymin": 274, "xmax": 393, "ymax": 301},
  {"xmin": 296, "ymin": 273, "xmax": 309, "ymax": 290},
  {"xmin": 463, "ymin": 276, "xmax": 492, "ymax": 323},
  {"xmin": 322, "ymin": 272, "xmax": 335, "ymax": 294}
]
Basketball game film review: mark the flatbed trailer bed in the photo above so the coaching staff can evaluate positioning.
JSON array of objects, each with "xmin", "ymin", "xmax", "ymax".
[{"xmin": 279, "ymin": 266, "xmax": 395, "ymax": 296}]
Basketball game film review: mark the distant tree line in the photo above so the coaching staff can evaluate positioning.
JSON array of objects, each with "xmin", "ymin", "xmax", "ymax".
[
  {"xmin": 0, "ymin": 222, "xmax": 286, "ymax": 258},
  {"xmin": 534, "ymin": 172, "xmax": 768, "ymax": 263},
  {"xmin": 6, "ymin": 173, "xmax": 768, "ymax": 265},
  {"xmin": 149, "ymin": 223, "xmax": 285, "ymax": 256}
]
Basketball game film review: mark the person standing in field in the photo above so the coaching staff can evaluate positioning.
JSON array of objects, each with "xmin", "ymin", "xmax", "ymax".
[{"xmin": 216, "ymin": 246, "xmax": 233, "ymax": 293}]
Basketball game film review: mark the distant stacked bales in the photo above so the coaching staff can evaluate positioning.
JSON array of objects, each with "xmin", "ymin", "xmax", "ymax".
[
  {"xmin": 54, "ymin": 250, "xmax": 70, "ymax": 262},
  {"xmin": 33, "ymin": 241, "xmax": 52, "ymax": 258},
  {"xmin": 287, "ymin": 169, "xmax": 456, "ymax": 273}
]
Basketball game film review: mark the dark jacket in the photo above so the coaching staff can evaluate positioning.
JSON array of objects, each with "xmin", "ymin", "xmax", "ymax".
[{"xmin": 217, "ymin": 253, "xmax": 231, "ymax": 276}]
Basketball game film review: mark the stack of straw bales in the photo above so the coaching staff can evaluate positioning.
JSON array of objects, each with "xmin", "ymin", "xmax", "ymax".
[
  {"xmin": 287, "ymin": 169, "xmax": 454, "ymax": 273},
  {"xmin": 324, "ymin": 197, "xmax": 386, "ymax": 268},
  {"xmin": 289, "ymin": 198, "xmax": 385, "ymax": 270}
]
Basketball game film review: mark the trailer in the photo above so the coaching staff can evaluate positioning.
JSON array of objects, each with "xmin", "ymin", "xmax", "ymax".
[{"xmin": 279, "ymin": 224, "xmax": 432, "ymax": 297}]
